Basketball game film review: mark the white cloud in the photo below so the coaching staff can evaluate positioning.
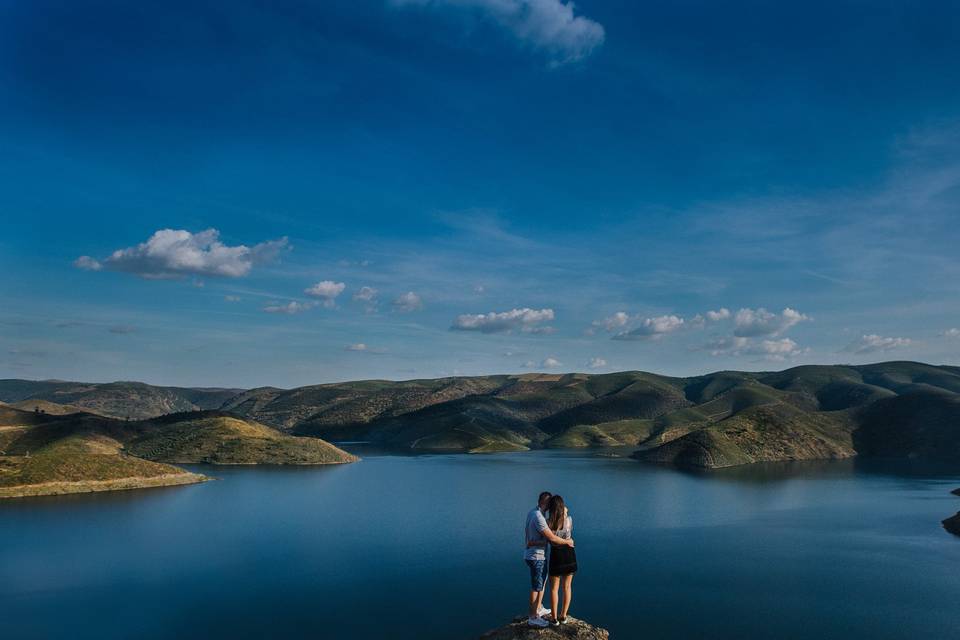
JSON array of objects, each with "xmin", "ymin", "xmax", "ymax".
[
  {"xmin": 393, "ymin": 291, "xmax": 424, "ymax": 312},
  {"xmin": 703, "ymin": 335, "xmax": 749, "ymax": 357},
  {"xmin": 587, "ymin": 357, "xmax": 607, "ymax": 369},
  {"xmin": 393, "ymin": 0, "xmax": 605, "ymax": 65},
  {"xmin": 733, "ymin": 307, "xmax": 809, "ymax": 337},
  {"xmin": 304, "ymin": 280, "xmax": 346, "ymax": 307},
  {"xmin": 613, "ymin": 315, "xmax": 684, "ymax": 341},
  {"xmin": 353, "ymin": 286, "xmax": 378, "ymax": 302},
  {"xmin": 452, "ymin": 307, "xmax": 554, "ymax": 333},
  {"xmin": 263, "ymin": 301, "xmax": 316, "ymax": 315},
  {"xmin": 75, "ymin": 229, "xmax": 289, "ymax": 279},
  {"xmin": 224, "ymin": 295, "xmax": 242, "ymax": 302},
  {"xmin": 702, "ymin": 336, "xmax": 806, "ymax": 361},
  {"xmin": 751, "ymin": 338, "xmax": 806, "ymax": 361},
  {"xmin": 592, "ymin": 311, "xmax": 630, "ymax": 332},
  {"xmin": 345, "ymin": 343, "xmax": 388, "ymax": 354},
  {"xmin": 843, "ymin": 334, "xmax": 912, "ymax": 354},
  {"xmin": 524, "ymin": 356, "xmax": 562, "ymax": 369},
  {"xmin": 353, "ymin": 286, "xmax": 379, "ymax": 313},
  {"xmin": 706, "ymin": 308, "xmax": 731, "ymax": 321},
  {"xmin": 941, "ymin": 328, "xmax": 960, "ymax": 338},
  {"xmin": 74, "ymin": 255, "xmax": 102, "ymax": 271}
]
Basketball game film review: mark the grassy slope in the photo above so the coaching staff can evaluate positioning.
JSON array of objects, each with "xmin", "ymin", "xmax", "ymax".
[
  {"xmin": 8, "ymin": 399, "xmax": 103, "ymax": 416},
  {"xmin": 0, "ymin": 408, "xmax": 356, "ymax": 498},
  {"xmin": 125, "ymin": 412, "xmax": 358, "ymax": 464},
  {"xmin": 0, "ymin": 426, "xmax": 206, "ymax": 498},
  {"xmin": 0, "ymin": 379, "xmax": 242, "ymax": 420},
  {"xmin": 234, "ymin": 362, "xmax": 960, "ymax": 468},
  {"xmin": 5, "ymin": 361, "xmax": 958, "ymax": 469}
]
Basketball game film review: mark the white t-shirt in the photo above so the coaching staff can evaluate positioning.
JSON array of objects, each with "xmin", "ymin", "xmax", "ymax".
[{"xmin": 524, "ymin": 507, "xmax": 549, "ymax": 561}]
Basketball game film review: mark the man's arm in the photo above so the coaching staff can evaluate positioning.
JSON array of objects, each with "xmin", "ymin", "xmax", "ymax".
[
  {"xmin": 541, "ymin": 528, "xmax": 574, "ymax": 547},
  {"xmin": 535, "ymin": 517, "xmax": 574, "ymax": 547}
]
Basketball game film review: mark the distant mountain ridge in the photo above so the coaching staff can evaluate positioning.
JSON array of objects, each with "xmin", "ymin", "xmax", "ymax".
[
  {"xmin": 0, "ymin": 379, "xmax": 243, "ymax": 420},
  {"xmin": 5, "ymin": 361, "xmax": 960, "ymax": 469}
]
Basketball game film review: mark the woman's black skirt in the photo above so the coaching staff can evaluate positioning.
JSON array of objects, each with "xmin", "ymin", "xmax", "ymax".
[{"xmin": 549, "ymin": 543, "xmax": 578, "ymax": 576}]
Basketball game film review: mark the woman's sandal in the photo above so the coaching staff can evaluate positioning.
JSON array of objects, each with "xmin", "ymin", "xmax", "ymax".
[
  {"xmin": 557, "ymin": 617, "xmax": 568, "ymax": 625},
  {"xmin": 544, "ymin": 615, "xmax": 559, "ymax": 626}
]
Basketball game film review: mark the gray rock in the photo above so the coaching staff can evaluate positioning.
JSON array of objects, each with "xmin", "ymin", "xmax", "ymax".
[
  {"xmin": 479, "ymin": 616, "xmax": 609, "ymax": 640},
  {"xmin": 951, "ymin": 487, "xmax": 960, "ymax": 497}
]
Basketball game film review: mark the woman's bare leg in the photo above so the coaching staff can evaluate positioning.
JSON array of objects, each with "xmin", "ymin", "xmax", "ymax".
[
  {"xmin": 548, "ymin": 576, "xmax": 561, "ymax": 621},
  {"xmin": 561, "ymin": 574, "xmax": 574, "ymax": 619}
]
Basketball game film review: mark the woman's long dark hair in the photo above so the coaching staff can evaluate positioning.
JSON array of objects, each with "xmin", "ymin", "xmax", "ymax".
[{"xmin": 547, "ymin": 494, "xmax": 567, "ymax": 532}]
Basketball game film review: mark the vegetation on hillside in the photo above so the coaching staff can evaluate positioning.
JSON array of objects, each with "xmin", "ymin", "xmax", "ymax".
[
  {"xmin": 222, "ymin": 361, "xmax": 960, "ymax": 468},
  {"xmin": 0, "ymin": 406, "xmax": 356, "ymax": 498},
  {"xmin": 5, "ymin": 361, "xmax": 960, "ymax": 470}
]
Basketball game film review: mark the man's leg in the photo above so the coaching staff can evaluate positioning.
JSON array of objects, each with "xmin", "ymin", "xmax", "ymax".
[{"xmin": 525, "ymin": 559, "xmax": 549, "ymax": 626}]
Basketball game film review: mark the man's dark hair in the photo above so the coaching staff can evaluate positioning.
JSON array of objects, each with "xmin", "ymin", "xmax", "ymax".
[{"xmin": 539, "ymin": 491, "xmax": 552, "ymax": 504}]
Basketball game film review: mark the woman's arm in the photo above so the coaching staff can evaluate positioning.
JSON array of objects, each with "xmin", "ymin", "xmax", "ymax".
[{"xmin": 538, "ymin": 522, "xmax": 574, "ymax": 547}]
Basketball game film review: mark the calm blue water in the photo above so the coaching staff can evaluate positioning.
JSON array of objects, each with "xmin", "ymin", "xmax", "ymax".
[{"xmin": 2, "ymin": 449, "xmax": 960, "ymax": 639}]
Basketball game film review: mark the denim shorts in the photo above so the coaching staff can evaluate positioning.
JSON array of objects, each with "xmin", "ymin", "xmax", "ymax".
[{"xmin": 525, "ymin": 558, "xmax": 547, "ymax": 592}]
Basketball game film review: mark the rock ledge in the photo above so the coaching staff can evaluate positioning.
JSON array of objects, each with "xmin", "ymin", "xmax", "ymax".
[
  {"xmin": 479, "ymin": 616, "xmax": 609, "ymax": 639},
  {"xmin": 943, "ymin": 512, "xmax": 960, "ymax": 536}
]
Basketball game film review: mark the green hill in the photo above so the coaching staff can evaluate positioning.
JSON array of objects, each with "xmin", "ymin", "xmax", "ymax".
[
  {"xmin": 219, "ymin": 362, "xmax": 960, "ymax": 469},
  {"xmin": 0, "ymin": 379, "xmax": 243, "ymax": 420},
  {"xmin": 0, "ymin": 407, "xmax": 356, "ymax": 499},
  {"xmin": 125, "ymin": 412, "xmax": 359, "ymax": 465},
  {"xmin": 6, "ymin": 361, "xmax": 960, "ymax": 470}
]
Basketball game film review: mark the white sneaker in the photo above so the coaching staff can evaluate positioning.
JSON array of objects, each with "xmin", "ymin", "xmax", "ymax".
[
  {"xmin": 537, "ymin": 606, "xmax": 552, "ymax": 618},
  {"xmin": 527, "ymin": 617, "xmax": 549, "ymax": 628}
]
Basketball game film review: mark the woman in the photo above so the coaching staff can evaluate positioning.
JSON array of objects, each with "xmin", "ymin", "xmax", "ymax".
[{"xmin": 545, "ymin": 494, "xmax": 577, "ymax": 625}]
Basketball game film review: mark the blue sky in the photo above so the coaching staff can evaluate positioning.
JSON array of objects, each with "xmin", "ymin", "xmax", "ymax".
[{"xmin": 2, "ymin": 0, "xmax": 959, "ymax": 388}]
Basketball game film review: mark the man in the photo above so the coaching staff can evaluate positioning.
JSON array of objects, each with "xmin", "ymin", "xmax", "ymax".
[{"xmin": 524, "ymin": 491, "xmax": 575, "ymax": 627}]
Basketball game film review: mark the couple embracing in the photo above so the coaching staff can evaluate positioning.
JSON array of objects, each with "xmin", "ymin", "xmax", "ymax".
[{"xmin": 524, "ymin": 491, "xmax": 578, "ymax": 628}]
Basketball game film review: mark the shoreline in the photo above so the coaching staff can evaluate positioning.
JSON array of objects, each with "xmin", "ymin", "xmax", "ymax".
[{"xmin": 0, "ymin": 472, "xmax": 208, "ymax": 499}]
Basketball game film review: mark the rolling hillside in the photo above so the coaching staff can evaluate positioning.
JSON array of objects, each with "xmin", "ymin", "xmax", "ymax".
[
  {"xmin": 220, "ymin": 362, "xmax": 960, "ymax": 467},
  {"xmin": 0, "ymin": 407, "xmax": 357, "ymax": 498},
  {"xmin": 6, "ymin": 361, "xmax": 960, "ymax": 469},
  {"xmin": 0, "ymin": 379, "xmax": 243, "ymax": 420}
]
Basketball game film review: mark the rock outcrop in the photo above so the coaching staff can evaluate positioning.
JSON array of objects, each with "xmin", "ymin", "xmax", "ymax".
[
  {"xmin": 951, "ymin": 488, "xmax": 960, "ymax": 497},
  {"xmin": 943, "ymin": 512, "xmax": 960, "ymax": 536},
  {"xmin": 479, "ymin": 616, "xmax": 609, "ymax": 640}
]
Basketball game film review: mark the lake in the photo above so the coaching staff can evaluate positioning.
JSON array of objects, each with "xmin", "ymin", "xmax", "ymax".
[{"xmin": 2, "ymin": 449, "xmax": 959, "ymax": 639}]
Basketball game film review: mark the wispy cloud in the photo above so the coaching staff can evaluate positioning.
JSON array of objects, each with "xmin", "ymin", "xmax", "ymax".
[
  {"xmin": 393, "ymin": 291, "xmax": 424, "ymax": 312},
  {"xmin": 345, "ymin": 343, "xmax": 388, "ymax": 354},
  {"xmin": 263, "ymin": 301, "xmax": 316, "ymax": 315},
  {"xmin": 392, "ymin": 0, "xmax": 605, "ymax": 65},
  {"xmin": 452, "ymin": 307, "xmax": 554, "ymax": 334},
  {"xmin": 842, "ymin": 334, "xmax": 912, "ymax": 354},
  {"xmin": 701, "ymin": 336, "xmax": 807, "ymax": 361},
  {"xmin": 523, "ymin": 356, "xmax": 561, "ymax": 369},
  {"xmin": 586, "ymin": 356, "xmax": 606, "ymax": 369},
  {"xmin": 733, "ymin": 307, "xmax": 809, "ymax": 337}
]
